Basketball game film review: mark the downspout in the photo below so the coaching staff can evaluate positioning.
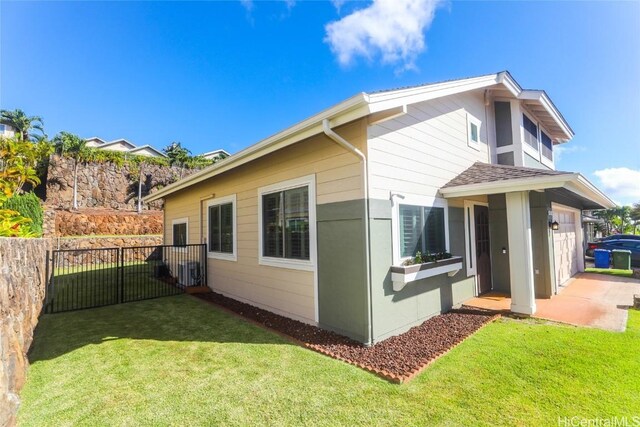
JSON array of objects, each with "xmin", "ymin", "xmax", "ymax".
[
  {"xmin": 322, "ymin": 119, "xmax": 374, "ymax": 346},
  {"xmin": 484, "ymin": 89, "xmax": 492, "ymax": 164}
]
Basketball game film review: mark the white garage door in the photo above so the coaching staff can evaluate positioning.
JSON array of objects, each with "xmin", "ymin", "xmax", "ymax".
[{"xmin": 553, "ymin": 208, "xmax": 579, "ymax": 288}]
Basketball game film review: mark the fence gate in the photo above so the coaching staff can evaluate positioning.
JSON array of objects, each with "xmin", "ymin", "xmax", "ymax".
[{"xmin": 45, "ymin": 244, "xmax": 207, "ymax": 314}]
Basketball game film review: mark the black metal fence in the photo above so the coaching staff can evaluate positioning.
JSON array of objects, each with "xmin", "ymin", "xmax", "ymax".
[{"xmin": 45, "ymin": 244, "xmax": 207, "ymax": 313}]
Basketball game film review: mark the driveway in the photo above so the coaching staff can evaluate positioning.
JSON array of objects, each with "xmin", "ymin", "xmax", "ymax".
[{"xmin": 466, "ymin": 273, "xmax": 640, "ymax": 331}]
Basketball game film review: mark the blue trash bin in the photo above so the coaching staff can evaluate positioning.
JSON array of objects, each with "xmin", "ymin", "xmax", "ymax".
[{"xmin": 594, "ymin": 249, "xmax": 610, "ymax": 269}]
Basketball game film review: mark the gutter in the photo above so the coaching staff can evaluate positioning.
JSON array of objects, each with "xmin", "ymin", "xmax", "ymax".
[{"xmin": 322, "ymin": 119, "xmax": 374, "ymax": 346}]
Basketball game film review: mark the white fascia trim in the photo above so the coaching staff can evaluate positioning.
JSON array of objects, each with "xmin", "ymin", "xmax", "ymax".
[
  {"xmin": 366, "ymin": 74, "xmax": 502, "ymax": 114},
  {"xmin": 497, "ymin": 71, "xmax": 523, "ymax": 97},
  {"xmin": 205, "ymin": 194, "xmax": 238, "ymax": 262},
  {"xmin": 257, "ymin": 174, "xmax": 317, "ymax": 272},
  {"xmin": 129, "ymin": 145, "xmax": 168, "ymax": 157},
  {"xmin": 85, "ymin": 137, "xmax": 106, "ymax": 144},
  {"xmin": 201, "ymin": 149, "xmax": 230, "ymax": 157},
  {"xmin": 567, "ymin": 175, "xmax": 617, "ymax": 209},
  {"xmin": 440, "ymin": 174, "xmax": 580, "ymax": 198},
  {"xmin": 100, "ymin": 140, "xmax": 137, "ymax": 149},
  {"xmin": 145, "ymin": 95, "xmax": 369, "ymax": 202},
  {"xmin": 440, "ymin": 173, "xmax": 616, "ymax": 209},
  {"xmin": 518, "ymin": 90, "xmax": 574, "ymax": 141}
]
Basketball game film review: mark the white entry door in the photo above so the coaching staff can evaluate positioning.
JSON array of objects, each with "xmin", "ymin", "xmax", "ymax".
[{"xmin": 553, "ymin": 207, "xmax": 579, "ymax": 288}]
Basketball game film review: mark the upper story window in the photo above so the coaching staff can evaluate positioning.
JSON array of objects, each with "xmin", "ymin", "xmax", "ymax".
[
  {"xmin": 258, "ymin": 175, "xmax": 316, "ymax": 271},
  {"xmin": 399, "ymin": 205, "xmax": 446, "ymax": 258},
  {"xmin": 0, "ymin": 124, "xmax": 5, "ymax": 132},
  {"xmin": 540, "ymin": 131, "xmax": 553, "ymax": 160},
  {"xmin": 467, "ymin": 113, "xmax": 482, "ymax": 150},
  {"xmin": 207, "ymin": 195, "xmax": 236, "ymax": 261},
  {"xmin": 172, "ymin": 218, "xmax": 188, "ymax": 247},
  {"xmin": 522, "ymin": 114, "xmax": 539, "ymax": 150}
]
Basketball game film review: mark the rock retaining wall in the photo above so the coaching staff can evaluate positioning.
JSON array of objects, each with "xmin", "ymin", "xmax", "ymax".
[
  {"xmin": 45, "ymin": 154, "xmax": 201, "ymax": 210},
  {"xmin": 0, "ymin": 238, "xmax": 51, "ymax": 427},
  {"xmin": 53, "ymin": 235, "xmax": 164, "ymax": 266},
  {"xmin": 49, "ymin": 209, "xmax": 163, "ymax": 237}
]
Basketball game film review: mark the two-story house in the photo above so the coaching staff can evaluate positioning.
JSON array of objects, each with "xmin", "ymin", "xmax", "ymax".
[{"xmin": 145, "ymin": 71, "xmax": 615, "ymax": 345}]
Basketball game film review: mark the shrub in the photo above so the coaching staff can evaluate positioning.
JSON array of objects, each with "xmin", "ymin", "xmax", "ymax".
[{"xmin": 4, "ymin": 192, "xmax": 43, "ymax": 236}]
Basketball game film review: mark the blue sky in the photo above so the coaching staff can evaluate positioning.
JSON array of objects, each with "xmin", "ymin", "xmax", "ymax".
[{"xmin": 1, "ymin": 1, "xmax": 639, "ymax": 204}]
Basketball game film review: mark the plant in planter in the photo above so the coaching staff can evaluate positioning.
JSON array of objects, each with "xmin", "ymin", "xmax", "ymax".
[
  {"xmin": 403, "ymin": 251, "xmax": 453, "ymax": 266},
  {"xmin": 393, "ymin": 251, "xmax": 462, "ymax": 291}
]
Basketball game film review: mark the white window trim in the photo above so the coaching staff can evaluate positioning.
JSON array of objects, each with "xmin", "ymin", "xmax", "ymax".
[
  {"xmin": 539, "ymin": 127, "xmax": 555, "ymax": 169},
  {"xmin": 521, "ymin": 110, "xmax": 541, "ymax": 159},
  {"xmin": 171, "ymin": 217, "xmax": 189, "ymax": 252},
  {"xmin": 463, "ymin": 201, "xmax": 490, "ymax": 281},
  {"xmin": 391, "ymin": 194, "xmax": 450, "ymax": 266},
  {"xmin": 206, "ymin": 194, "xmax": 237, "ymax": 262},
  {"xmin": 258, "ymin": 174, "xmax": 317, "ymax": 272},
  {"xmin": 467, "ymin": 112, "xmax": 482, "ymax": 151}
]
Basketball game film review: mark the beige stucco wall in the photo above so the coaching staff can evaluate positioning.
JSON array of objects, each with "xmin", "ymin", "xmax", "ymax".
[{"xmin": 163, "ymin": 119, "xmax": 367, "ymax": 324}]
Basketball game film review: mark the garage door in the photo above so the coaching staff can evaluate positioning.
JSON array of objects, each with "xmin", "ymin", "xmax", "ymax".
[{"xmin": 553, "ymin": 208, "xmax": 578, "ymax": 288}]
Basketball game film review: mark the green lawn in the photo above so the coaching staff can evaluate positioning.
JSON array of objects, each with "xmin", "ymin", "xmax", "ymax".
[
  {"xmin": 19, "ymin": 295, "xmax": 640, "ymax": 426},
  {"xmin": 585, "ymin": 267, "xmax": 634, "ymax": 278}
]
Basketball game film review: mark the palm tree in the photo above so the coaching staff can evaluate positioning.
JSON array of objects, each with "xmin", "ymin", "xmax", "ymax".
[
  {"xmin": 0, "ymin": 109, "xmax": 45, "ymax": 142},
  {"xmin": 631, "ymin": 202, "xmax": 640, "ymax": 234},
  {"xmin": 53, "ymin": 132, "xmax": 89, "ymax": 210}
]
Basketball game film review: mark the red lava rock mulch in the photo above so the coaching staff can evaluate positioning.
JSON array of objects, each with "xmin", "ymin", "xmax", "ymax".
[{"xmin": 194, "ymin": 292, "xmax": 499, "ymax": 383}]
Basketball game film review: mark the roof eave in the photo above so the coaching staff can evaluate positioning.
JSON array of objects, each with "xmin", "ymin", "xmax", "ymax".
[
  {"xmin": 144, "ymin": 93, "xmax": 370, "ymax": 202},
  {"xmin": 440, "ymin": 173, "xmax": 615, "ymax": 209}
]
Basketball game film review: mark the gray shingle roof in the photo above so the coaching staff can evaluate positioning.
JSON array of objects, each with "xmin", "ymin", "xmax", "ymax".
[{"xmin": 442, "ymin": 162, "xmax": 572, "ymax": 188}]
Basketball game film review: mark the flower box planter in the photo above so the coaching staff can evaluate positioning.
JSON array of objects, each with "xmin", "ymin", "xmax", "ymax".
[{"xmin": 390, "ymin": 256, "xmax": 463, "ymax": 292}]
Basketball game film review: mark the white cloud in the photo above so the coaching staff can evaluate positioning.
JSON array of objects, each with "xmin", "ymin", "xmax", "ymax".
[
  {"xmin": 284, "ymin": 0, "xmax": 296, "ymax": 9},
  {"xmin": 554, "ymin": 144, "xmax": 586, "ymax": 162},
  {"xmin": 324, "ymin": 0, "xmax": 442, "ymax": 72},
  {"xmin": 594, "ymin": 167, "xmax": 640, "ymax": 205},
  {"xmin": 331, "ymin": 0, "xmax": 346, "ymax": 13},
  {"xmin": 240, "ymin": 0, "xmax": 253, "ymax": 12}
]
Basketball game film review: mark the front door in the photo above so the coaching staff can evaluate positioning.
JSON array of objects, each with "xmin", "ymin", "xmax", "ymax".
[{"xmin": 475, "ymin": 205, "xmax": 492, "ymax": 294}]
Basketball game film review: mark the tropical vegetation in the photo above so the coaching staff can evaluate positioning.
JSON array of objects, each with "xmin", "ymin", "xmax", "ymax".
[
  {"xmin": 0, "ymin": 133, "xmax": 52, "ymax": 237},
  {"xmin": 0, "ymin": 108, "xmax": 46, "ymax": 142},
  {"xmin": 3, "ymin": 192, "xmax": 44, "ymax": 236},
  {"xmin": 594, "ymin": 205, "xmax": 640, "ymax": 235}
]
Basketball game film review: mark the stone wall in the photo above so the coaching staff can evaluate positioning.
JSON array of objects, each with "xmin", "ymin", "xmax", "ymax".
[
  {"xmin": 45, "ymin": 155, "xmax": 201, "ymax": 211},
  {"xmin": 49, "ymin": 209, "xmax": 163, "ymax": 237},
  {"xmin": 53, "ymin": 235, "xmax": 164, "ymax": 266},
  {"xmin": 0, "ymin": 238, "xmax": 50, "ymax": 427}
]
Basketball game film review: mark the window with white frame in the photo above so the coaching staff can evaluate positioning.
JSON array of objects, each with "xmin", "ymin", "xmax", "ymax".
[
  {"xmin": 207, "ymin": 195, "xmax": 236, "ymax": 260},
  {"xmin": 399, "ymin": 205, "xmax": 446, "ymax": 258},
  {"xmin": 258, "ymin": 175, "xmax": 316, "ymax": 270},
  {"xmin": 172, "ymin": 218, "xmax": 188, "ymax": 247},
  {"xmin": 540, "ymin": 130, "xmax": 553, "ymax": 160},
  {"xmin": 467, "ymin": 114, "xmax": 481, "ymax": 149},
  {"xmin": 522, "ymin": 113, "xmax": 539, "ymax": 150}
]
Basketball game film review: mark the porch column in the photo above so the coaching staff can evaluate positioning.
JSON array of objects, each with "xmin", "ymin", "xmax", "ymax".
[{"xmin": 505, "ymin": 191, "xmax": 536, "ymax": 315}]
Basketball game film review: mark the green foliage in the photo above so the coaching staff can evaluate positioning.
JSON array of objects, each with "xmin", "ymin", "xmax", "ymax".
[
  {"xmin": 403, "ymin": 251, "xmax": 453, "ymax": 266},
  {"xmin": 163, "ymin": 141, "xmax": 191, "ymax": 165},
  {"xmin": 594, "ymin": 206, "xmax": 639, "ymax": 235},
  {"xmin": 0, "ymin": 108, "xmax": 46, "ymax": 141},
  {"xmin": 3, "ymin": 192, "xmax": 43, "ymax": 236},
  {"xmin": 0, "ymin": 136, "xmax": 47, "ymax": 195},
  {"xmin": 162, "ymin": 142, "xmax": 218, "ymax": 168}
]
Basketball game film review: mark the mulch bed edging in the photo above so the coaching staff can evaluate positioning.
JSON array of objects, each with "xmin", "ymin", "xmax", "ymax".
[{"xmin": 194, "ymin": 292, "xmax": 500, "ymax": 383}]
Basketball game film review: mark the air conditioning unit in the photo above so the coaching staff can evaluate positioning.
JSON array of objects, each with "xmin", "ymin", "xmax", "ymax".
[{"xmin": 178, "ymin": 261, "xmax": 200, "ymax": 286}]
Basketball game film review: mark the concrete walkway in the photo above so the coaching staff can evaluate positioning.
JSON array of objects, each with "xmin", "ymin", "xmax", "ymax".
[{"xmin": 466, "ymin": 273, "xmax": 640, "ymax": 332}]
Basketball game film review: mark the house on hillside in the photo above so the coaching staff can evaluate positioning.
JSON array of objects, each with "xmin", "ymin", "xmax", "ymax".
[
  {"xmin": 146, "ymin": 71, "xmax": 615, "ymax": 345},
  {"xmin": 0, "ymin": 124, "xmax": 17, "ymax": 138},
  {"xmin": 200, "ymin": 149, "xmax": 230, "ymax": 160},
  {"xmin": 85, "ymin": 137, "xmax": 167, "ymax": 158}
]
